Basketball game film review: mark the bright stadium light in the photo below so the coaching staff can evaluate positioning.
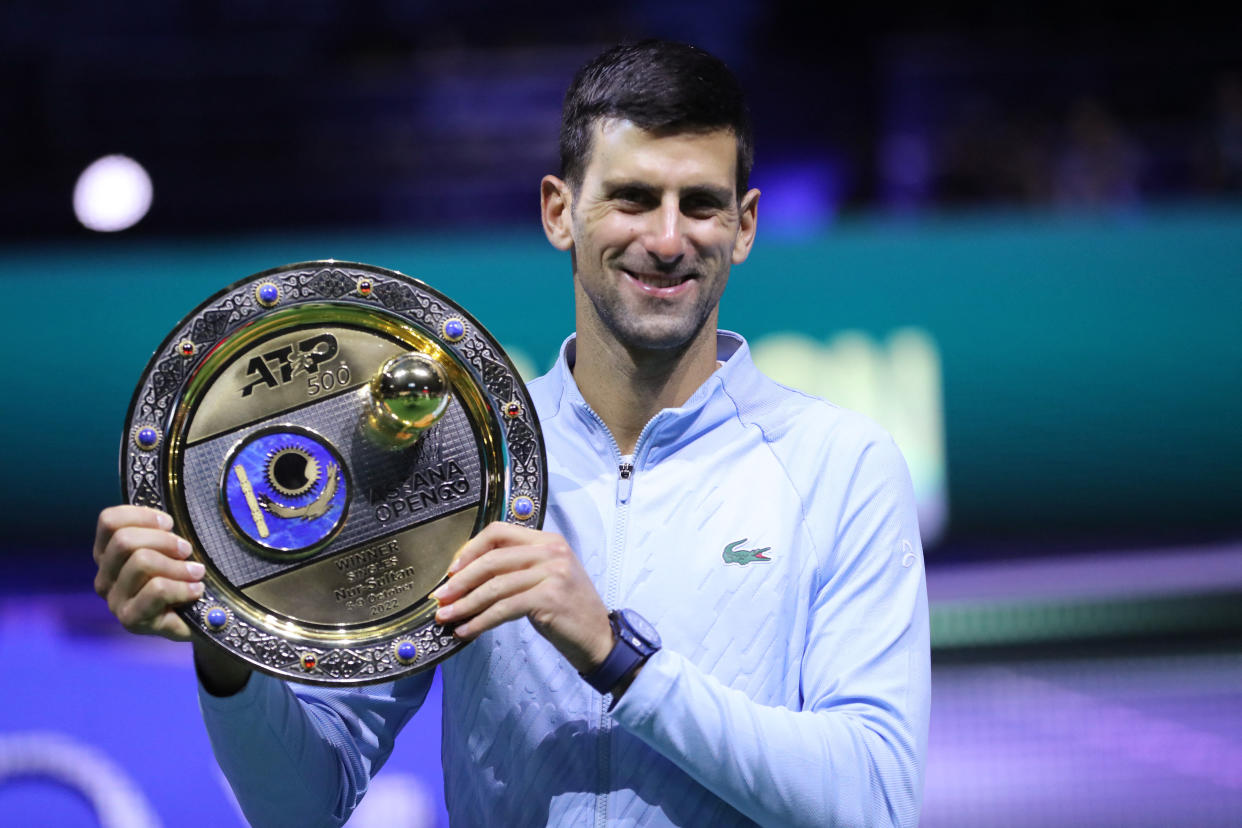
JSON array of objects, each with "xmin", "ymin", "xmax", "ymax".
[{"xmin": 73, "ymin": 154, "xmax": 153, "ymax": 232}]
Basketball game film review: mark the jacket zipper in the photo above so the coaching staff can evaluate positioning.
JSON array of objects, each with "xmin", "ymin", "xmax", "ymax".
[
  {"xmin": 618, "ymin": 461, "xmax": 634, "ymax": 502},
  {"xmin": 585, "ymin": 409, "xmax": 656, "ymax": 828}
]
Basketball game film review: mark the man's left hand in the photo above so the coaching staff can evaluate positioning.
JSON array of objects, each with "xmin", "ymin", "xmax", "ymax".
[{"xmin": 432, "ymin": 522, "xmax": 613, "ymax": 674}]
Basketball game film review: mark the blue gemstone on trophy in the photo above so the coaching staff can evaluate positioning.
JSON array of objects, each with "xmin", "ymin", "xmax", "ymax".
[
  {"xmin": 442, "ymin": 318, "xmax": 465, "ymax": 342},
  {"xmin": 136, "ymin": 426, "xmax": 159, "ymax": 449},
  {"xmin": 255, "ymin": 282, "xmax": 280, "ymax": 307},
  {"xmin": 221, "ymin": 428, "xmax": 349, "ymax": 554},
  {"xmin": 510, "ymin": 495, "xmax": 534, "ymax": 521},
  {"xmin": 206, "ymin": 608, "xmax": 228, "ymax": 630},
  {"xmin": 396, "ymin": 641, "xmax": 417, "ymax": 663}
]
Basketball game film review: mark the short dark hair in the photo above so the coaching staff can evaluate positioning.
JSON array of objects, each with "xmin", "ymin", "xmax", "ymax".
[{"xmin": 559, "ymin": 39, "xmax": 753, "ymax": 198}]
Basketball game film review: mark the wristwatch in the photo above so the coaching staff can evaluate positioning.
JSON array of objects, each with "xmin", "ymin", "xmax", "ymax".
[{"xmin": 581, "ymin": 609, "xmax": 661, "ymax": 696}]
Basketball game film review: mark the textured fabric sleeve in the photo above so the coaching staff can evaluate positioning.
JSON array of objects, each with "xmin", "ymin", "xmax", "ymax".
[
  {"xmin": 198, "ymin": 669, "xmax": 435, "ymax": 828},
  {"xmin": 611, "ymin": 435, "xmax": 931, "ymax": 827}
]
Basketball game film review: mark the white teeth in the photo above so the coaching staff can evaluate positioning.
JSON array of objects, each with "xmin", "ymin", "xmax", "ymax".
[{"xmin": 633, "ymin": 273, "xmax": 685, "ymax": 288}]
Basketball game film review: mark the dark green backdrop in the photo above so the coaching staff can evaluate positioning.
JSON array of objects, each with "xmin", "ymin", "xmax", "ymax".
[{"xmin": 3, "ymin": 205, "xmax": 1238, "ymax": 549}]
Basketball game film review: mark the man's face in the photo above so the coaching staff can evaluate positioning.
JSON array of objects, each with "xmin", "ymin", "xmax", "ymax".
[{"xmin": 544, "ymin": 119, "xmax": 758, "ymax": 354}]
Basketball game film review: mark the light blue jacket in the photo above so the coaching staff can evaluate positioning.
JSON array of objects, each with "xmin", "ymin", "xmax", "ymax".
[{"xmin": 200, "ymin": 332, "xmax": 930, "ymax": 827}]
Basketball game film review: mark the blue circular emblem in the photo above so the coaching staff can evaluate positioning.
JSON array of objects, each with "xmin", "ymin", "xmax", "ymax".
[{"xmin": 220, "ymin": 427, "xmax": 349, "ymax": 555}]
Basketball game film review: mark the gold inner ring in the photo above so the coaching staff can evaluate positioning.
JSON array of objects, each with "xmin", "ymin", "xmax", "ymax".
[{"xmin": 166, "ymin": 302, "xmax": 504, "ymax": 644}]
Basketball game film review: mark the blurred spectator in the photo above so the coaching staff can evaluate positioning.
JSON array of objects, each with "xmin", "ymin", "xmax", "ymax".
[
  {"xmin": 1053, "ymin": 97, "xmax": 1143, "ymax": 208},
  {"xmin": 2, "ymin": 3, "xmax": 1238, "ymax": 237},
  {"xmin": 1194, "ymin": 72, "xmax": 1242, "ymax": 193},
  {"xmin": 934, "ymin": 96, "xmax": 1056, "ymax": 207}
]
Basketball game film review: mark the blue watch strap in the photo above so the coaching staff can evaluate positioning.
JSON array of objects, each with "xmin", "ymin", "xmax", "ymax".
[
  {"xmin": 581, "ymin": 610, "xmax": 658, "ymax": 695},
  {"xmin": 581, "ymin": 633, "xmax": 644, "ymax": 695}
]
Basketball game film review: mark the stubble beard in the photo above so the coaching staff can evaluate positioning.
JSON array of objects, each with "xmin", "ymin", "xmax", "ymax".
[{"xmin": 574, "ymin": 250, "xmax": 725, "ymax": 355}]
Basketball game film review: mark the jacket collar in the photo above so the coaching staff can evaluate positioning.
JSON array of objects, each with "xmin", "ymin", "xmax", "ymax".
[{"xmin": 541, "ymin": 330, "xmax": 760, "ymax": 467}]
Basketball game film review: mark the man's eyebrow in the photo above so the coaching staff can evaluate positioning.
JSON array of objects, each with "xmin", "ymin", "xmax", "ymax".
[
  {"xmin": 600, "ymin": 180, "xmax": 734, "ymax": 203},
  {"xmin": 601, "ymin": 179, "xmax": 658, "ymax": 195}
]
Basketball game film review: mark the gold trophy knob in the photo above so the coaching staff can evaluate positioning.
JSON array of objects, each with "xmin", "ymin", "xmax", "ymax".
[{"xmin": 365, "ymin": 352, "xmax": 451, "ymax": 448}]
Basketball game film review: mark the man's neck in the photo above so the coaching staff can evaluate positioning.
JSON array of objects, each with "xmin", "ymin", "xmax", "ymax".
[{"xmin": 571, "ymin": 323, "xmax": 720, "ymax": 455}]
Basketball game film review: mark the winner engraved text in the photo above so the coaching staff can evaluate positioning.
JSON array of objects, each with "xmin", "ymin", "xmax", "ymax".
[{"xmin": 333, "ymin": 539, "xmax": 418, "ymax": 613}]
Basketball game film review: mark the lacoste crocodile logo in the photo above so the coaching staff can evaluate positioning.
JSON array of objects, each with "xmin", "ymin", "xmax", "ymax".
[{"xmin": 722, "ymin": 539, "xmax": 771, "ymax": 566}]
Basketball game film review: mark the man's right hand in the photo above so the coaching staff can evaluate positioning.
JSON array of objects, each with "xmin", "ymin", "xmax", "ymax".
[
  {"xmin": 93, "ymin": 504, "xmax": 252, "ymax": 695},
  {"xmin": 94, "ymin": 504, "xmax": 203, "ymax": 641}
]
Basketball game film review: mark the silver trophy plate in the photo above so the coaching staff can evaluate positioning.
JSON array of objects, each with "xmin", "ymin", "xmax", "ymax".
[{"xmin": 121, "ymin": 261, "xmax": 546, "ymax": 685}]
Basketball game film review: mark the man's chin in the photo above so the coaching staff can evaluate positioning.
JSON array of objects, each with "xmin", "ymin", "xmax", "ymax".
[{"xmin": 607, "ymin": 317, "xmax": 712, "ymax": 354}]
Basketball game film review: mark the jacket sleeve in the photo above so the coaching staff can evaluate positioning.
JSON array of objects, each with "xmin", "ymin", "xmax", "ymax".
[
  {"xmin": 609, "ymin": 435, "xmax": 931, "ymax": 828},
  {"xmin": 198, "ymin": 669, "xmax": 435, "ymax": 828}
]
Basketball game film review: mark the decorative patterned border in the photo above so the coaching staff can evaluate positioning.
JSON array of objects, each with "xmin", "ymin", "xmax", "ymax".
[{"xmin": 120, "ymin": 261, "xmax": 547, "ymax": 685}]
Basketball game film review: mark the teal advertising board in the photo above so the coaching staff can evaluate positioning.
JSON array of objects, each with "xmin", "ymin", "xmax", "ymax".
[{"xmin": 2, "ymin": 204, "xmax": 1239, "ymax": 548}]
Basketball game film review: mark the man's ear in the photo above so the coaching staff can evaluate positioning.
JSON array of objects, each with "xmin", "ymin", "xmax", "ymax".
[
  {"xmin": 541, "ymin": 175, "xmax": 574, "ymax": 251},
  {"xmin": 731, "ymin": 188, "xmax": 760, "ymax": 265}
]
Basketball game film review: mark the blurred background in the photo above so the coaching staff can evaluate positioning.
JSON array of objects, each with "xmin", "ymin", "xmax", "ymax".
[{"xmin": 1, "ymin": 2, "xmax": 1240, "ymax": 826}]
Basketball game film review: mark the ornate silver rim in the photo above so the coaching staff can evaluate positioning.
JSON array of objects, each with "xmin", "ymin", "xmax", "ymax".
[{"xmin": 120, "ymin": 261, "xmax": 546, "ymax": 685}]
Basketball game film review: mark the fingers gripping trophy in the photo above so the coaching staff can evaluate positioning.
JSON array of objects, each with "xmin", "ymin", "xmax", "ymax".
[{"xmin": 119, "ymin": 261, "xmax": 546, "ymax": 685}]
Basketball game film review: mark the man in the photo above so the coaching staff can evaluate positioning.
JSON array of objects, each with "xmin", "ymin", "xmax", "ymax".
[{"xmin": 94, "ymin": 40, "xmax": 929, "ymax": 826}]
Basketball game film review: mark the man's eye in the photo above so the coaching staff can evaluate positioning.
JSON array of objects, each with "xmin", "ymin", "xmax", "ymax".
[
  {"xmin": 614, "ymin": 190, "xmax": 653, "ymax": 208},
  {"xmin": 682, "ymin": 199, "xmax": 723, "ymax": 218}
]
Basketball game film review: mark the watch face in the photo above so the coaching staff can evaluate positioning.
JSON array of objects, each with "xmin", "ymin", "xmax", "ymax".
[{"xmin": 621, "ymin": 609, "xmax": 660, "ymax": 649}]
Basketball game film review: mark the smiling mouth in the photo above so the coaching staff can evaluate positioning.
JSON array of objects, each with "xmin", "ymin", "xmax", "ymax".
[{"xmin": 623, "ymin": 270, "xmax": 692, "ymax": 289}]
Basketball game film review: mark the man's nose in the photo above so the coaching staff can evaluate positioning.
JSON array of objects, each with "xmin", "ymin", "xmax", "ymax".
[{"xmin": 644, "ymin": 201, "xmax": 685, "ymax": 266}]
